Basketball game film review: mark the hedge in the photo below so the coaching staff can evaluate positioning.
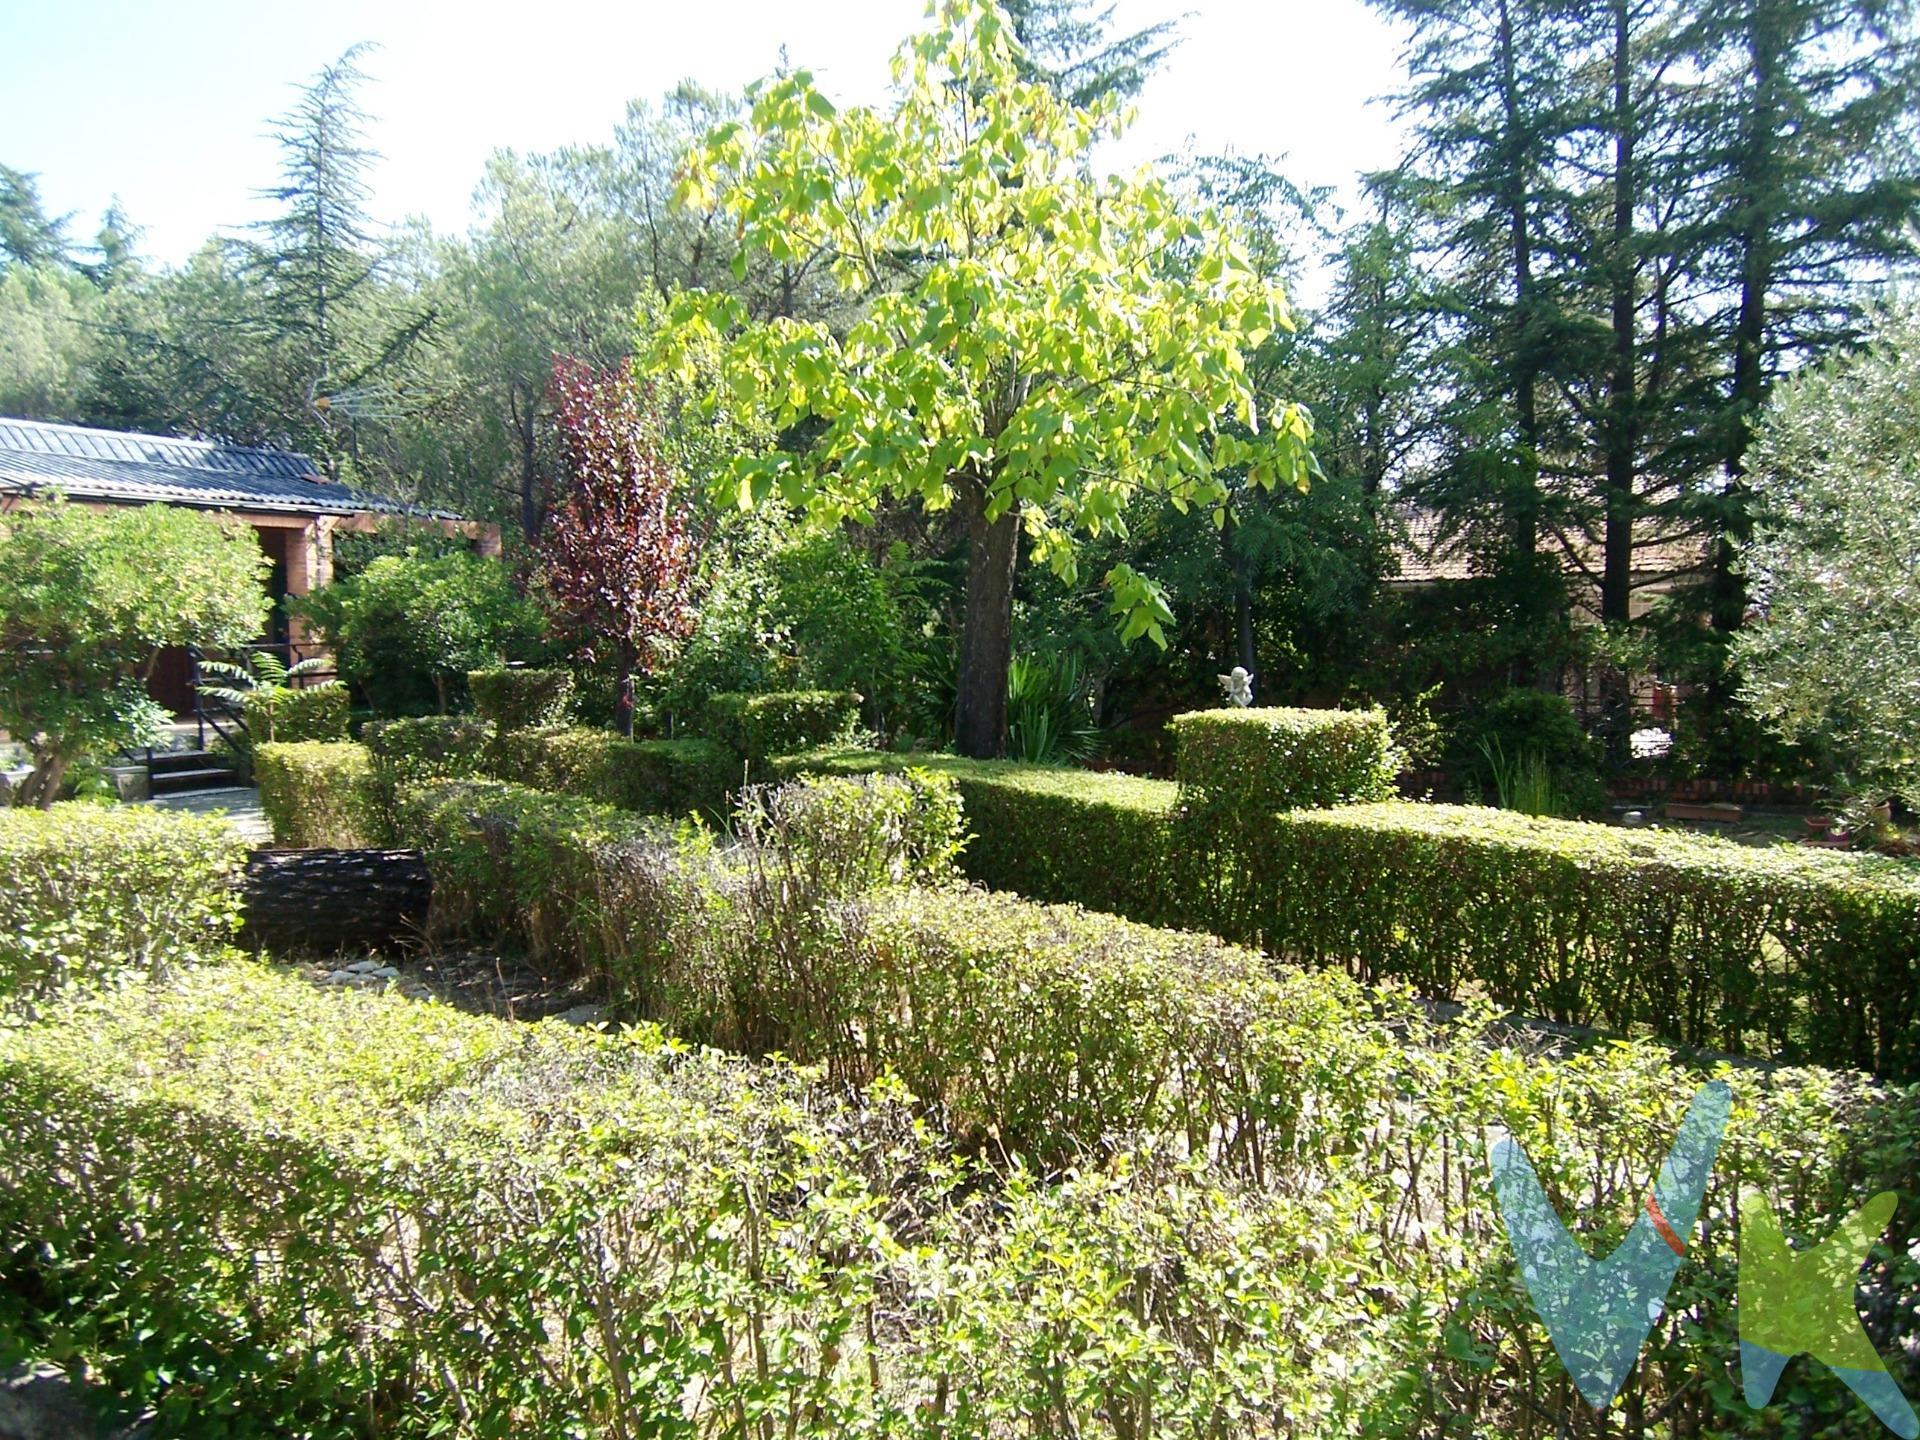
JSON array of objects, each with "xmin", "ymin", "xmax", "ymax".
[
  {"xmin": 0, "ymin": 804, "xmax": 244, "ymax": 997},
  {"xmin": 9, "ymin": 959, "xmax": 1916, "ymax": 1432},
  {"xmin": 1258, "ymin": 801, "xmax": 1920, "ymax": 1074},
  {"xmin": 241, "ymin": 679, "xmax": 351, "ymax": 745},
  {"xmin": 766, "ymin": 748, "xmax": 1189, "ymax": 924},
  {"xmin": 491, "ymin": 726, "xmax": 737, "ymax": 821},
  {"xmin": 1169, "ymin": 705, "xmax": 1398, "ymax": 812},
  {"xmin": 468, "ymin": 667, "xmax": 574, "ymax": 731},
  {"xmin": 775, "ymin": 747, "xmax": 1920, "ymax": 1076},
  {"xmin": 362, "ymin": 715, "xmax": 496, "ymax": 817},
  {"xmin": 699, "ymin": 689, "xmax": 862, "ymax": 764},
  {"xmin": 391, "ymin": 770, "xmax": 962, "ymax": 989},
  {"xmin": 0, "ymin": 963, "xmax": 1452, "ymax": 1438},
  {"xmin": 254, "ymin": 741, "xmax": 383, "ymax": 848}
]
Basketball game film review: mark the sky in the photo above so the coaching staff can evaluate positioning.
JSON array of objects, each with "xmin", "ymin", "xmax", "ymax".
[{"xmin": 0, "ymin": 0, "xmax": 1414, "ymax": 290}]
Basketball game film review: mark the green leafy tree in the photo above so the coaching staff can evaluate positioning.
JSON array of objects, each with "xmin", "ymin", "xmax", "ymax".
[
  {"xmin": 296, "ymin": 549, "xmax": 541, "ymax": 716},
  {"xmin": 655, "ymin": 0, "xmax": 1313, "ymax": 756},
  {"xmin": 0, "ymin": 499, "xmax": 266, "ymax": 806},
  {"xmin": 1731, "ymin": 301, "xmax": 1920, "ymax": 813}
]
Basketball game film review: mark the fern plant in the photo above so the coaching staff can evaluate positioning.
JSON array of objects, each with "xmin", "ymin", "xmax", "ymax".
[{"xmin": 197, "ymin": 650, "xmax": 334, "ymax": 745}]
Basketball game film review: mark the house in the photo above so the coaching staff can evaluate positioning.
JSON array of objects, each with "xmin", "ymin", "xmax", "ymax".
[
  {"xmin": 1386, "ymin": 504, "xmax": 1709, "ymax": 621},
  {"xmin": 0, "ymin": 417, "xmax": 500, "ymax": 716}
]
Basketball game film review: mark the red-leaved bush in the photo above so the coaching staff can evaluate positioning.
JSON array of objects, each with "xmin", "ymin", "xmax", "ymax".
[{"xmin": 541, "ymin": 357, "xmax": 702, "ymax": 736}]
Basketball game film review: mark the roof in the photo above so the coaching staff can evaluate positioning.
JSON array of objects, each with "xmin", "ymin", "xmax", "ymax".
[
  {"xmin": 1389, "ymin": 504, "xmax": 1709, "ymax": 587},
  {"xmin": 0, "ymin": 417, "xmax": 456, "ymax": 520}
]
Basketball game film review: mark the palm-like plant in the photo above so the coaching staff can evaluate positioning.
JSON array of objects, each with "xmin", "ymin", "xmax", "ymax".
[
  {"xmin": 1007, "ymin": 653, "xmax": 1101, "ymax": 765},
  {"xmin": 197, "ymin": 649, "xmax": 334, "ymax": 745}
]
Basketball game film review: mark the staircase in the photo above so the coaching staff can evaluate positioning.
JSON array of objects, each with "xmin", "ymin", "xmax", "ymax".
[{"xmin": 147, "ymin": 747, "xmax": 243, "ymax": 796}]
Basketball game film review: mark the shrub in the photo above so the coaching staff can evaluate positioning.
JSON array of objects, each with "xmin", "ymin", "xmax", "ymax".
[
  {"xmin": 254, "ymin": 741, "xmax": 382, "ymax": 848},
  {"xmin": 490, "ymin": 727, "xmax": 737, "ymax": 821},
  {"xmin": 699, "ymin": 689, "xmax": 862, "ymax": 765},
  {"xmin": 294, "ymin": 549, "xmax": 543, "ymax": 716},
  {"xmin": 770, "ymin": 748, "xmax": 1189, "ymax": 924},
  {"xmin": 467, "ymin": 667, "xmax": 575, "ymax": 731},
  {"xmin": 0, "ymin": 498, "xmax": 266, "ymax": 806},
  {"xmin": 1259, "ymin": 801, "xmax": 1920, "ymax": 1074},
  {"xmin": 1170, "ymin": 705, "xmax": 1398, "ymax": 812},
  {"xmin": 1452, "ymin": 687, "xmax": 1604, "ymax": 817},
  {"xmin": 363, "ymin": 715, "xmax": 496, "ymax": 815},
  {"xmin": 0, "ymin": 963, "xmax": 1451, "ymax": 1438},
  {"xmin": 241, "ymin": 679, "xmax": 351, "ymax": 745},
  {"xmin": 0, "ymin": 804, "xmax": 245, "ymax": 996},
  {"xmin": 392, "ymin": 771, "xmax": 965, "ymax": 994}
]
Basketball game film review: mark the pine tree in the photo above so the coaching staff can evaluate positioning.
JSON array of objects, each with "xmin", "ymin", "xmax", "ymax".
[{"xmin": 1001, "ymin": 0, "xmax": 1180, "ymax": 104}]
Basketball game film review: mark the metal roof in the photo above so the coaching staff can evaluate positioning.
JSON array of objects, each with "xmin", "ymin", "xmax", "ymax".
[{"xmin": 0, "ymin": 417, "xmax": 456, "ymax": 520}]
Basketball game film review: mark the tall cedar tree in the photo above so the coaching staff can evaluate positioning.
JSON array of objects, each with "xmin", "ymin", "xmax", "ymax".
[
  {"xmin": 541, "ymin": 358, "xmax": 702, "ymax": 737},
  {"xmin": 1372, "ymin": 0, "xmax": 1584, "ymax": 672}
]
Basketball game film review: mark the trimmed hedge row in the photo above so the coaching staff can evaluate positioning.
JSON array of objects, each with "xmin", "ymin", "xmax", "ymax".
[
  {"xmin": 492, "ymin": 727, "xmax": 737, "ymax": 822},
  {"xmin": 468, "ymin": 666, "xmax": 574, "ymax": 731},
  {"xmin": 766, "ymin": 748, "xmax": 1187, "ymax": 921},
  {"xmin": 0, "ymin": 963, "xmax": 1446, "ymax": 1438},
  {"xmin": 1262, "ymin": 801, "xmax": 1920, "ymax": 1073},
  {"xmin": 260, "ymin": 722, "xmax": 744, "ymax": 848},
  {"xmin": 699, "ymin": 689, "xmax": 861, "ymax": 764},
  {"xmin": 775, "ymin": 745, "xmax": 1920, "ymax": 1074},
  {"xmin": 1171, "ymin": 705, "xmax": 1398, "ymax": 812},
  {"xmin": 392, "ymin": 771, "xmax": 962, "ymax": 987},
  {"xmin": 254, "ymin": 741, "xmax": 382, "ymax": 848},
  {"xmin": 0, "ymin": 804, "xmax": 245, "ymax": 997}
]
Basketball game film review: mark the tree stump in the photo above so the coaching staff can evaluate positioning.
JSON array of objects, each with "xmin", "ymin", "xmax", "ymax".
[{"xmin": 242, "ymin": 848, "xmax": 432, "ymax": 957}]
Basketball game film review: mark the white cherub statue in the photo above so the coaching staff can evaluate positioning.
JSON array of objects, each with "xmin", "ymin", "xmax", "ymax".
[{"xmin": 1218, "ymin": 665, "xmax": 1254, "ymax": 708}]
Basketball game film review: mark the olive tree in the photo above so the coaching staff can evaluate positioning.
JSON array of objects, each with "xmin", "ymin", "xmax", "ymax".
[
  {"xmin": 1733, "ymin": 301, "xmax": 1920, "ymax": 813},
  {"xmin": 0, "ymin": 499, "xmax": 266, "ymax": 806},
  {"xmin": 652, "ymin": 0, "xmax": 1314, "ymax": 756}
]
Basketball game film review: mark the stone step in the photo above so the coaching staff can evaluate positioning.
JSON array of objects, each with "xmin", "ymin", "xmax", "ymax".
[{"xmin": 149, "ymin": 766, "xmax": 241, "ymax": 795}]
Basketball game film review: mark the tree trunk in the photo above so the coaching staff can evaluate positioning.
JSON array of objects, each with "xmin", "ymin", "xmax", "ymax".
[
  {"xmin": 954, "ymin": 484, "xmax": 1019, "ymax": 759},
  {"xmin": 1601, "ymin": 0, "xmax": 1638, "ymax": 628},
  {"xmin": 18, "ymin": 751, "xmax": 68, "ymax": 810},
  {"xmin": 614, "ymin": 639, "xmax": 637, "ymax": 740}
]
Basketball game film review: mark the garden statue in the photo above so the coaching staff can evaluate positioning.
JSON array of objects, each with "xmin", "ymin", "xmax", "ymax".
[{"xmin": 1219, "ymin": 666, "xmax": 1254, "ymax": 707}]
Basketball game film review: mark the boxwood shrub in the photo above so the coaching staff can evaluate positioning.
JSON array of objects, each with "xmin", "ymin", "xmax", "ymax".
[
  {"xmin": 0, "ymin": 963, "xmax": 1464, "ymax": 1438},
  {"xmin": 241, "ymin": 680, "xmax": 350, "ymax": 745},
  {"xmin": 363, "ymin": 715, "xmax": 496, "ymax": 817},
  {"xmin": 767, "ymin": 748, "xmax": 1190, "ymax": 925},
  {"xmin": 7, "ymin": 956, "xmax": 1913, "ymax": 1433},
  {"xmin": 468, "ymin": 667, "xmax": 575, "ymax": 731},
  {"xmin": 491, "ymin": 726, "xmax": 737, "ymax": 821},
  {"xmin": 254, "ymin": 740, "xmax": 384, "ymax": 848},
  {"xmin": 1258, "ymin": 801, "xmax": 1920, "ymax": 1074},
  {"xmin": 0, "ymin": 804, "xmax": 245, "ymax": 996},
  {"xmin": 1170, "ymin": 705, "xmax": 1398, "ymax": 812},
  {"xmin": 700, "ymin": 689, "xmax": 861, "ymax": 764}
]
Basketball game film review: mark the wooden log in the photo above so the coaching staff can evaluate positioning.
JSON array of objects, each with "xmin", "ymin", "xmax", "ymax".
[{"xmin": 241, "ymin": 848, "xmax": 432, "ymax": 957}]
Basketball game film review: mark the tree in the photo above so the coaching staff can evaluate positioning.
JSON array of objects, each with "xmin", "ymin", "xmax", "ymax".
[
  {"xmin": 296, "ymin": 548, "xmax": 542, "ymax": 717},
  {"xmin": 1001, "ymin": 0, "xmax": 1181, "ymax": 104},
  {"xmin": 655, "ymin": 0, "xmax": 1313, "ymax": 757},
  {"xmin": 0, "ymin": 499, "xmax": 266, "ymax": 806},
  {"xmin": 0, "ymin": 165, "xmax": 69, "ymax": 271},
  {"xmin": 1731, "ymin": 302, "xmax": 1920, "ymax": 813},
  {"xmin": 541, "ymin": 358, "xmax": 703, "ymax": 737},
  {"xmin": 1369, "ymin": 0, "xmax": 1587, "ymax": 664},
  {"xmin": 1690, "ymin": 0, "xmax": 1920, "ymax": 722}
]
